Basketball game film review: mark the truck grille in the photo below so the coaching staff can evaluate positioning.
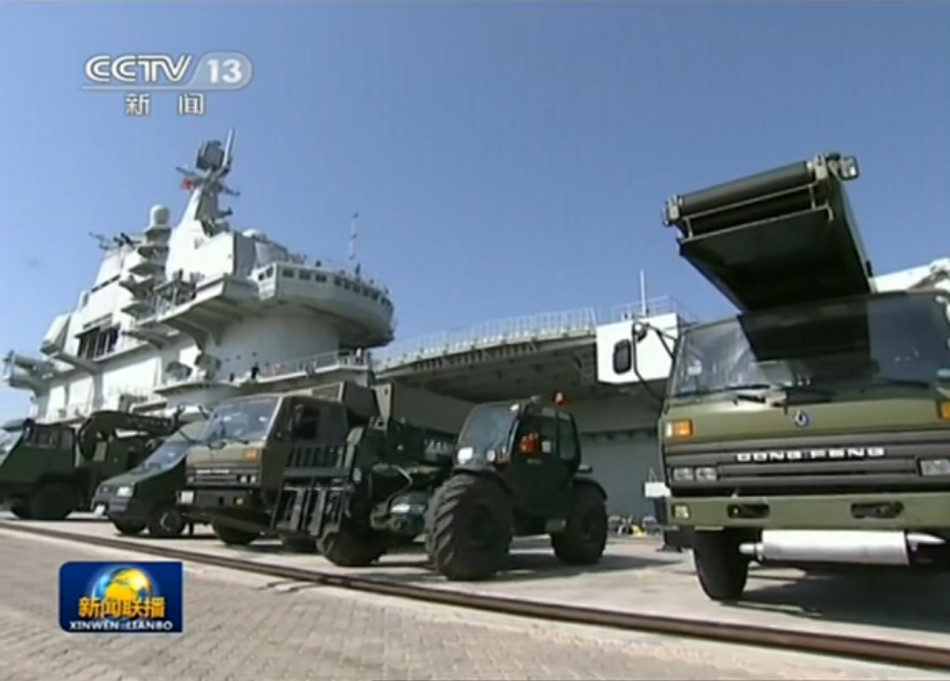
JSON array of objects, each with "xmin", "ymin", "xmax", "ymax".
[
  {"xmin": 191, "ymin": 466, "xmax": 257, "ymax": 486},
  {"xmin": 665, "ymin": 431, "xmax": 950, "ymax": 494}
]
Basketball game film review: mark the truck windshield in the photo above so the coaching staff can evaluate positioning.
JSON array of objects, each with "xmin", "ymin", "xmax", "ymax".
[
  {"xmin": 457, "ymin": 404, "xmax": 518, "ymax": 453},
  {"xmin": 669, "ymin": 293, "xmax": 950, "ymax": 399},
  {"xmin": 134, "ymin": 421, "xmax": 207, "ymax": 471},
  {"xmin": 0, "ymin": 429, "xmax": 19, "ymax": 464},
  {"xmin": 201, "ymin": 397, "xmax": 279, "ymax": 444}
]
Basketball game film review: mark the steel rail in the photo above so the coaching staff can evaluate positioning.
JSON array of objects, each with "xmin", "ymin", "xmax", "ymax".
[{"xmin": 3, "ymin": 520, "xmax": 949, "ymax": 672}]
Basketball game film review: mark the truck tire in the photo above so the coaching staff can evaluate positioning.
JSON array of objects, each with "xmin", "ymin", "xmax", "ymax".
[
  {"xmin": 551, "ymin": 483, "xmax": 608, "ymax": 565},
  {"xmin": 692, "ymin": 529, "xmax": 750, "ymax": 602},
  {"xmin": 112, "ymin": 519, "xmax": 146, "ymax": 536},
  {"xmin": 10, "ymin": 504, "xmax": 31, "ymax": 520},
  {"xmin": 211, "ymin": 521, "xmax": 258, "ymax": 546},
  {"xmin": 28, "ymin": 482, "xmax": 78, "ymax": 520},
  {"xmin": 281, "ymin": 534, "xmax": 318, "ymax": 554},
  {"xmin": 318, "ymin": 526, "xmax": 387, "ymax": 566},
  {"xmin": 147, "ymin": 504, "xmax": 186, "ymax": 538},
  {"xmin": 428, "ymin": 474, "xmax": 513, "ymax": 581}
]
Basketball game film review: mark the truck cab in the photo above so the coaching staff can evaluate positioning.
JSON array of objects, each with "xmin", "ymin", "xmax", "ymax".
[
  {"xmin": 612, "ymin": 153, "xmax": 950, "ymax": 602},
  {"xmin": 0, "ymin": 410, "xmax": 176, "ymax": 520},
  {"xmin": 176, "ymin": 391, "xmax": 360, "ymax": 546}
]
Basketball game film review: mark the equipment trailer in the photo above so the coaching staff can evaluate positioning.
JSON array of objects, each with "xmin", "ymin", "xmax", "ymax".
[{"xmin": 609, "ymin": 153, "xmax": 950, "ymax": 601}]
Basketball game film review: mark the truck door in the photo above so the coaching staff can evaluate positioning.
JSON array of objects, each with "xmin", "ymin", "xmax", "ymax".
[{"xmin": 508, "ymin": 409, "xmax": 573, "ymax": 518}]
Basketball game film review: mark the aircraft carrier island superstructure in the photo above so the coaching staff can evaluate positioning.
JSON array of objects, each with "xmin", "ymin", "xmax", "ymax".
[
  {"xmin": 5, "ymin": 132, "xmax": 943, "ymax": 519},
  {"xmin": 3, "ymin": 132, "xmax": 395, "ymax": 422}
]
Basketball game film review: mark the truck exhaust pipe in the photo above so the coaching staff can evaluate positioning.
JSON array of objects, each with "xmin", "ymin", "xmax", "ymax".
[{"xmin": 738, "ymin": 530, "xmax": 946, "ymax": 567}]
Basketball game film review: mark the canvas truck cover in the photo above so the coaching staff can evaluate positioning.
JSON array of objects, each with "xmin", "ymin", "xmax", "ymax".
[
  {"xmin": 663, "ymin": 153, "xmax": 875, "ymax": 312},
  {"xmin": 307, "ymin": 381, "xmax": 381, "ymax": 422},
  {"xmin": 371, "ymin": 383, "xmax": 473, "ymax": 437}
]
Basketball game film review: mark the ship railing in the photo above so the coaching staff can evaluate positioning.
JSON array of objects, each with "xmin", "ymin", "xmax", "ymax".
[
  {"xmin": 250, "ymin": 296, "xmax": 693, "ymax": 378},
  {"xmin": 370, "ymin": 296, "xmax": 690, "ymax": 370},
  {"xmin": 255, "ymin": 349, "xmax": 371, "ymax": 380},
  {"xmin": 609, "ymin": 296, "xmax": 697, "ymax": 323}
]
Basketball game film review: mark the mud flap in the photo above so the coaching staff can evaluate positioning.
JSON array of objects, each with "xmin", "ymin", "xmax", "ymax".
[{"xmin": 664, "ymin": 153, "xmax": 872, "ymax": 312}]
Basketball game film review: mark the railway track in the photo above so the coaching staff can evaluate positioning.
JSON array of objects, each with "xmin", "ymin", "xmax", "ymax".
[{"xmin": 3, "ymin": 520, "xmax": 949, "ymax": 673}]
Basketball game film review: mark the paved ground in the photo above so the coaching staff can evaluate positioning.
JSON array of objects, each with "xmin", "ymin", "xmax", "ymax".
[
  {"xmin": 8, "ymin": 514, "xmax": 949, "ymax": 651},
  {"xmin": 0, "ymin": 529, "xmax": 944, "ymax": 681}
]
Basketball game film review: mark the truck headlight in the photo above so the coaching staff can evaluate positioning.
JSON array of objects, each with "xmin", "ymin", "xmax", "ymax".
[
  {"xmin": 116, "ymin": 485, "xmax": 134, "ymax": 498},
  {"xmin": 671, "ymin": 466, "xmax": 717, "ymax": 482},
  {"xmin": 919, "ymin": 458, "xmax": 950, "ymax": 476},
  {"xmin": 456, "ymin": 446, "xmax": 475, "ymax": 464},
  {"xmin": 671, "ymin": 467, "xmax": 694, "ymax": 482}
]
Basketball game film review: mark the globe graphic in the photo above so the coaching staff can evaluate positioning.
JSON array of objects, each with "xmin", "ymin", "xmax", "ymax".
[{"xmin": 89, "ymin": 567, "xmax": 154, "ymax": 618}]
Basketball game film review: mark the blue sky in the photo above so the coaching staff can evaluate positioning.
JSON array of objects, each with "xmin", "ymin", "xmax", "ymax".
[{"xmin": 0, "ymin": 1, "xmax": 948, "ymax": 419}]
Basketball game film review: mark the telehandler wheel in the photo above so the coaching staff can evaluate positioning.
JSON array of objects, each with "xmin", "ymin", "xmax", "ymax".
[
  {"xmin": 281, "ymin": 534, "xmax": 318, "ymax": 554},
  {"xmin": 211, "ymin": 521, "xmax": 258, "ymax": 547},
  {"xmin": 146, "ymin": 504, "xmax": 186, "ymax": 538},
  {"xmin": 318, "ymin": 527, "xmax": 388, "ymax": 566},
  {"xmin": 551, "ymin": 484, "xmax": 608, "ymax": 565},
  {"xmin": 428, "ymin": 474, "xmax": 513, "ymax": 581},
  {"xmin": 9, "ymin": 504, "xmax": 31, "ymax": 520},
  {"xmin": 692, "ymin": 529, "xmax": 750, "ymax": 602},
  {"xmin": 28, "ymin": 482, "xmax": 78, "ymax": 520},
  {"xmin": 112, "ymin": 519, "xmax": 146, "ymax": 536}
]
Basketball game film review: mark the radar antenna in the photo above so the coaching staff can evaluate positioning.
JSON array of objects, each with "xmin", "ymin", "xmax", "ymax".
[
  {"xmin": 349, "ymin": 212, "xmax": 360, "ymax": 274},
  {"xmin": 176, "ymin": 128, "xmax": 241, "ymax": 236},
  {"xmin": 88, "ymin": 232, "xmax": 111, "ymax": 251}
]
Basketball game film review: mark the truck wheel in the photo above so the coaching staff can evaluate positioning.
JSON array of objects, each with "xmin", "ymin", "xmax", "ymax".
[
  {"xmin": 28, "ymin": 482, "xmax": 78, "ymax": 520},
  {"xmin": 551, "ymin": 484, "xmax": 608, "ymax": 565},
  {"xmin": 9, "ymin": 504, "xmax": 31, "ymax": 520},
  {"xmin": 428, "ymin": 474, "xmax": 513, "ymax": 581},
  {"xmin": 693, "ymin": 529, "xmax": 750, "ymax": 602},
  {"xmin": 211, "ymin": 521, "xmax": 258, "ymax": 546},
  {"xmin": 147, "ymin": 504, "xmax": 186, "ymax": 538},
  {"xmin": 112, "ymin": 519, "xmax": 146, "ymax": 536},
  {"xmin": 281, "ymin": 534, "xmax": 318, "ymax": 554},
  {"xmin": 318, "ymin": 528, "xmax": 387, "ymax": 566}
]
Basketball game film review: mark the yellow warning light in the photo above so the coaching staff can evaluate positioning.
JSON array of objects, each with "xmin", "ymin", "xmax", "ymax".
[
  {"xmin": 938, "ymin": 401, "xmax": 950, "ymax": 421},
  {"xmin": 665, "ymin": 419, "xmax": 693, "ymax": 439}
]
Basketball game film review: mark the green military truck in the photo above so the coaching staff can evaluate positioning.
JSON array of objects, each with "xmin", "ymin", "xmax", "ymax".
[
  {"xmin": 275, "ymin": 391, "xmax": 609, "ymax": 580},
  {"xmin": 175, "ymin": 382, "xmax": 472, "ymax": 549},
  {"xmin": 610, "ymin": 152, "xmax": 950, "ymax": 601},
  {"xmin": 91, "ymin": 415, "xmax": 209, "ymax": 537},
  {"xmin": 0, "ymin": 410, "xmax": 179, "ymax": 520}
]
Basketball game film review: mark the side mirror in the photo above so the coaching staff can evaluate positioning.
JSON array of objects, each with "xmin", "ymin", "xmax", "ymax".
[
  {"xmin": 632, "ymin": 321, "xmax": 649, "ymax": 343},
  {"xmin": 612, "ymin": 339, "xmax": 633, "ymax": 374}
]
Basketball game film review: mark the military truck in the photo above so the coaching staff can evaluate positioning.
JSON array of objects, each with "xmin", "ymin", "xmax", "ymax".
[
  {"xmin": 274, "ymin": 388, "xmax": 608, "ymax": 579},
  {"xmin": 610, "ymin": 152, "xmax": 950, "ymax": 601},
  {"xmin": 175, "ymin": 382, "xmax": 472, "ymax": 549},
  {"xmin": 0, "ymin": 411, "xmax": 179, "ymax": 520},
  {"xmin": 91, "ymin": 415, "xmax": 209, "ymax": 538}
]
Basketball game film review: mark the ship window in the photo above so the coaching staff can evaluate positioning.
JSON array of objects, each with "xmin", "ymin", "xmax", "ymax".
[
  {"xmin": 333, "ymin": 277, "xmax": 342, "ymax": 286},
  {"xmin": 257, "ymin": 273, "xmax": 266, "ymax": 282},
  {"xmin": 281, "ymin": 268, "xmax": 294, "ymax": 278},
  {"xmin": 264, "ymin": 266, "xmax": 274, "ymax": 278},
  {"xmin": 298, "ymin": 271, "xmax": 312, "ymax": 281},
  {"xmin": 370, "ymin": 292, "xmax": 379, "ymax": 301},
  {"xmin": 77, "ymin": 325, "xmax": 120, "ymax": 360},
  {"xmin": 315, "ymin": 274, "xmax": 327, "ymax": 283}
]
